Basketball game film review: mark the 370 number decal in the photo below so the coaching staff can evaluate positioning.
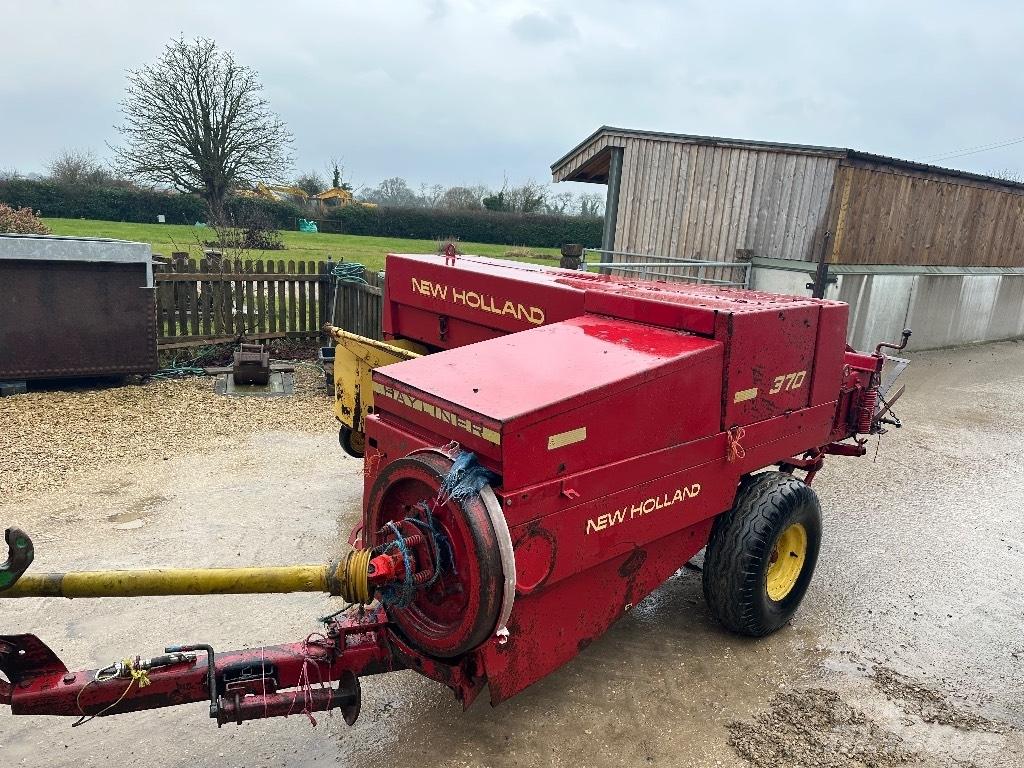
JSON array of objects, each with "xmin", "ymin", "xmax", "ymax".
[{"xmin": 769, "ymin": 369, "xmax": 806, "ymax": 394}]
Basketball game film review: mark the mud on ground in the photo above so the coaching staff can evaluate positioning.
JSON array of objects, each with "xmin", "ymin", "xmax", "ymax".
[{"xmin": 1, "ymin": 340, "xmax": 1023, "ymax": 767}]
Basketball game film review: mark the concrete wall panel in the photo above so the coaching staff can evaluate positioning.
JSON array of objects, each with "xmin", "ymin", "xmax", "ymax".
[
  {"xmin": 906, "ymin": 275, "xmax": 1024, "ymax": 349},
  {"xmin": 751, "ymin": 267, "xmax": 809, "ymax": 296},
  {"xmin": 753, "ymin": 264, "xmax": 1024, "ymax": 352},
  {"xmin": 989, "ymin": 277, "xmax": 1024, "ymax": 340},
  {"xmin": 839, "ymin": 274, "xmax": 915, "ymax": 352}
]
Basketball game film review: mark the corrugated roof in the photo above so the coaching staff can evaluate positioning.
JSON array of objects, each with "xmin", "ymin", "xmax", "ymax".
[{"xmin": 552, "ymin": 126, "xmax": 1024, "ymax": 192}]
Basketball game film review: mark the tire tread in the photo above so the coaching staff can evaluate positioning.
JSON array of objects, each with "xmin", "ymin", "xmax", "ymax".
[{"xmin": 702, "ymin": 471, "xmax": 820, "ymax": 636}]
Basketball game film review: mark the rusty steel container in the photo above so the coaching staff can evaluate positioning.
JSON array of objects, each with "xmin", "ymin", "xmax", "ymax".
[{"xmin": 0, "ymin": 234, "xmax": 157, "ymax": 380}]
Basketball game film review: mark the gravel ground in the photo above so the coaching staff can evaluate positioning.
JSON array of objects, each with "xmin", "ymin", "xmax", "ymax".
[
  {"xmin": 2, "ymin": 341, "xmax": 1022, "ymax": 767},
  {"xmin": 728, "ymin": 687, "xmax": 917, "ymax": 768},
  {"xmin": 0, "ymin": 367, "xmax": 334, "ymax": 498},
  {"xmin": 727, "ymin": 664, "xmax": 1012, "ymax": 768}
]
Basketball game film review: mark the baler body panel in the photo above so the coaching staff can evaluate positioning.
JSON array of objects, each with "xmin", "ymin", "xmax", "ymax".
[
  {"xmin": 482, "ymin": 517, "xmax": 714, "ymax": 703},
  {"xmin": 371, "ymin": 315, "xmax": 724, "ymax": 493},
  {"xmin": 382, "ymin": 254, "xmax": 587, "ymax": 349},
  {"xmin": 717, "ymin": 306, "xmax": 820, "ymax": 428},
  {"xmin": 809, "ymin": 302, "xmax": 851, "ymax": 407}
]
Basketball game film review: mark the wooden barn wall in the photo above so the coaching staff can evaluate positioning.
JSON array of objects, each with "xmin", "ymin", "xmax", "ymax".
[
  {"xmin": 612, "ymin": 139, "xmax": 837, "ymax": 282},
  {"xmin": 827, "ymin": 164, "xmax": 1024, "ymax": 267}
]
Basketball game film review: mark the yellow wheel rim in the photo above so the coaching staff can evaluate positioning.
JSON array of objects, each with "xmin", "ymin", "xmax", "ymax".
[
  {"xmin": 765, "ymin": 523, "xmax": 808, "ymax": 602},
  {"xmin": 349, "ymin": 430, "xmax": 366, "ymax": 455}
]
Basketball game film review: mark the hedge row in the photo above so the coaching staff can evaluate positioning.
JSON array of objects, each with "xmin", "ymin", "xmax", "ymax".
[
  {"xmin": 0, "ymin": 179, "xmax": 604, "ymax": 248},
  {"xmin": 0, "ymin": 180, "xmax": 302, "ymax": 228},
  {"xmin": 322, "ymin": 205, "xmax": 603, "ymax": 248}
]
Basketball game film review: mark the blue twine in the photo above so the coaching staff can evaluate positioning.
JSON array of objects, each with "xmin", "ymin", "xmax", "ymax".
[
  {"xmin": 410, "ymin": 501, "xmax": 454, "ymax": 582},
  {"xmin": 379, "ymin": 521, "xmax": 417, "ymax": 607},
  {"xmin": 440, "ymin": 452, "xmax": 498, "ymax": 502},
  {"xmin": 330, "ymin": 262, "xmax": 370, "ymax": 284},
  {"xmin": 376, "ymin": 451, "xmax": 495, "ymax": 607}
]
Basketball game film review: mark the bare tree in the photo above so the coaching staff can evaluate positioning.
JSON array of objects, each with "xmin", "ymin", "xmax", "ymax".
[
  {"xmin": 579, "ymin": 191, "xmax": 605, "ymax": 218},
  {"xmin": 294, "ymin": 171, "xmax": 327, "ymax": 197},
  {"xmin": 439, "ymin": 185, "xmax": 486, "ymax": 210},
  {"xmin": 113, "ymin": 37, "xmax": 293, "ymax": 220},
  {"xmin": 418, "ymin": 183, "xmax": 445, "ymax": 208},
  {"xmin": 484, "ymin": 179, "xmax": 547, "ymax": 213},
  {"xmin": 47, "ymin": 149, "xmax": 116, "ymax": 185},
  {"xmin": 360, "ymin": 177, "xmax": 420, "ymax": 207},
  {"xmin": 327, "ymin": 157, "xmax": 354, "ymax": 191},
  {"xmin": 993, "ymin": 168, "xmax": 1024, "ymax": 184},
  {"xmin": 544, "ymin": 190, "xmax": 576, "ymax": 215}
]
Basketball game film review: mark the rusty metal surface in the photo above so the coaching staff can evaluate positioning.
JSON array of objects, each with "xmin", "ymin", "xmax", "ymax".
[
  {"xmin": 0, "ymin": 258, "xmax": 157, "ymax": 379},
  {"xmin": 231, "ymin": 343, "xmax": 271, "ymax": 385}
]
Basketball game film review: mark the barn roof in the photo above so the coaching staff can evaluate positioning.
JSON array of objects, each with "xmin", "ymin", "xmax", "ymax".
[{"xmin": 552, "ymin": 126, "xmax": 1024, "ymax": 193}]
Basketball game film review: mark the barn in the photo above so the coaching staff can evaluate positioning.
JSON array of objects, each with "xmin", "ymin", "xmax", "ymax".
[{"xmin": 552, "ymin": 127, "xmax": 1024, "ymax": 351}]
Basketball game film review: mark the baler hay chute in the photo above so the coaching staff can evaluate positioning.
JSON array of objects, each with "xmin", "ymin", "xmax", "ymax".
[{"xmin": 0, "ymin": 252, "xmax": 910, "ymax": 728}]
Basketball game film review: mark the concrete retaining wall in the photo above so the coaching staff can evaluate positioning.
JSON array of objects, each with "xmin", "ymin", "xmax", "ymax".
[{"xmin": 751, "ymin": 261, "xmax": 1024, "ymax": 352}]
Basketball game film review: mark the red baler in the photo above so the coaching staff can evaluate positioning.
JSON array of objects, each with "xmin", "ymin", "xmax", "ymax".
[{"xmin": 0, "ymin": 253, "xmax": 908, "ymax": 726}]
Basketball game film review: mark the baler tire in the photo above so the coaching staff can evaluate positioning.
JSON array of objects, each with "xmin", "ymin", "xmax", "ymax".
[
  {"xmin": 702, "ymin": 471, "xmax": 821, "ymax": 637},
  {"xmin": 339, "ymin": 426, "xmax": 365, "ymax": 459}
]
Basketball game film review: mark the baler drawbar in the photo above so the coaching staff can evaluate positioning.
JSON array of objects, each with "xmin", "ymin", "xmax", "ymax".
[{"xmin": 1, "ymin": 252, "xmax": 910, "ymax": 729}]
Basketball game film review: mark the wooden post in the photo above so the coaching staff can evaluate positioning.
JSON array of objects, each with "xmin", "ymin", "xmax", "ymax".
[
  {"xmin": 245, "ymin": 260, "xmax": 256, "ymax": 334},
  {"xmin": 287, "ymin": 260, "xmax": 297, "ymax": 334},
  {"xmin": 277, "ymin": 259, "xmax": 287, "ymax": 334},
  {"xmin": 297, "ymin": 260, "xmax": 307, "ymax": 333},
  {"xmin": 267, "ymin": 261, "xmax": 277, "ymax": 333}
]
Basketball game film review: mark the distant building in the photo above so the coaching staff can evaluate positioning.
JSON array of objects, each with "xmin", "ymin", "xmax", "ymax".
[
  {"xmin": 313, "ymin": 187, "xmax": 355, "ymax": 208},
  {"xmin": 553, "ymin": 126, "xmax": 1024, "ymax": 350}
]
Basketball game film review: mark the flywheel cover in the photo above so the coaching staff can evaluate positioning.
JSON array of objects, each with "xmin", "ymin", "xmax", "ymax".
[{"xmin": 365, "ymin": 450, "xmax": 510, "ymax": 658}]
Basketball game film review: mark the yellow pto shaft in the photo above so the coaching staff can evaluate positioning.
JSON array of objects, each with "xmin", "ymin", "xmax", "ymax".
[
  {"xmin": 0, "ymin": 564, "xmax": 344, "ymax": 599},
  {"xmin": 1, "ymin": 529, "xmax": 375, "ymax": 602}
]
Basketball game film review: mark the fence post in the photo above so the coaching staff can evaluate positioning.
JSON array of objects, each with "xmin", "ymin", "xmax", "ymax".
[{"xmin": 319, "ymin": 260, "xmax": 331, "ymax": 330}]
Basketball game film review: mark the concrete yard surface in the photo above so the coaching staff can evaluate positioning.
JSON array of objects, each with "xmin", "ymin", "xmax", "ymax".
[{"xmin": 1, "ymin": 341, "xmax": 1022, "ymax": 767}]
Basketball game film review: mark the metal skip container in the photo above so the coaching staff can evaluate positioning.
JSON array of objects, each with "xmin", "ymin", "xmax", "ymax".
[{"xmin": 0, "ymin": 234, "xmax": 157, "ymax": 380}]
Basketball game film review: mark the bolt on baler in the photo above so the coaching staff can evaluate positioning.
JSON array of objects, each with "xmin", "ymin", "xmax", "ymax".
[{"xmin": 0, "ymin": 252, "xmax": 910, "ymax": 728}]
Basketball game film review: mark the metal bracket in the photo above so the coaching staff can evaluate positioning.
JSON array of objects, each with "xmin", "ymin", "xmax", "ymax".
[
  {"xmin": 0, "ymin": 528, "xmax": 33, "ymax": 592},
  {"xmin": 166, "ymin": 643, "xmax": 217, "ymax": 720}
]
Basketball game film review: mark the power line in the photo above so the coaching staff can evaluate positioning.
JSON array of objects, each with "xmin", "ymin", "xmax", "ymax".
[{"xmin": 922, "ymin": 135, "xmax": 1024, "ymax": 162}]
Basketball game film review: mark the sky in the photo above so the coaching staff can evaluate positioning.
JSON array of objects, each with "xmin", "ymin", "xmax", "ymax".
[{"xmin": 2, "ymin": 0, "xmax": 1024, "ymax": 196}]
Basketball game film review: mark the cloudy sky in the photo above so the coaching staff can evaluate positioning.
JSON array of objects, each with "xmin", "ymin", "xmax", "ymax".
[{"xmin": 3, "ymin": 1, "xmax": 1023, "ymax": 193}]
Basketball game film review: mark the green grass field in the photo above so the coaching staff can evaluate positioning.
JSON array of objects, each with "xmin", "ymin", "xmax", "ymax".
[{"xmin": 43, "ymin": 218, "xmax": 560, "ymax": 272}]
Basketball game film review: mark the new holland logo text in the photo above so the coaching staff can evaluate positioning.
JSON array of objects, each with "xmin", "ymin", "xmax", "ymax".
[
  {"xmin": 585, "ymin": 483, "xmax": 701, "ymax": 534},
  {"xmin": 372, "ymin": 382, "xmax": 501, "ymax": 445},
  {"xmin": 411, "ymin": 278, "xmax": 545, "ymax": 325}
]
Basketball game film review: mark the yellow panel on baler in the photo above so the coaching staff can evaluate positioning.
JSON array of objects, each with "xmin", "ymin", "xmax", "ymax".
[{"xmin": 328, "ymin": 328, "xmax": 426, "ymax": 434}]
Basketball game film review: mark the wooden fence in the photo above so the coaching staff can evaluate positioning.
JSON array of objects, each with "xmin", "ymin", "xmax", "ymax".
[
  {"xmin": 154, "ymin": 257, "xmax": 384, "ymax": 349},
  {"xmin": 333, "ymin": 269, "xmax": 384, "ymax": 341}
]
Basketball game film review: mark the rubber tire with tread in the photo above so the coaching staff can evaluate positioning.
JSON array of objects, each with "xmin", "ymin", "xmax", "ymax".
[
  {"xmin": 338, "ymin": 426, "xmax": 365, "ymax": 458},
  {"xmin": 702, "ymin": 471, "xmax": 821, "ymax": 637}
]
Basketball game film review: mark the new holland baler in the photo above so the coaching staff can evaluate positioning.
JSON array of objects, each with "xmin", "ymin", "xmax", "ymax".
[{"xmin": 0, "ymin": 252, "xmax": 909, "ymax": 727}]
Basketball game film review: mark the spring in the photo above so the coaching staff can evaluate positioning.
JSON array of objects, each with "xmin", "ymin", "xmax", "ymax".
[
  {"xmin": 373, "ymin": 532, "xmax": 425, "ymax": 554},
  {"xmin": 857, "ymin": 387, "xmax": 879, "ymax": 434},
  {"xmin": 411, "ymin": 569, "xmax": 435, "ymax": 585}
]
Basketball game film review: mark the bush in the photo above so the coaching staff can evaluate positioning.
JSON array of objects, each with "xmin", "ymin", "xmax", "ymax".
[
  {"xmin": 0, "ymin": 179, "xmax": 605, "ymax": 248},
  {"xmin": 0, "ymin": 203, "xmax": 51, "ymax": 234},
  {"xmin": 0, "ymin": 179, "xmax": 302, "ymax": 229},
  {"xmin": 323, "ymin": 205, "xmax": 602, "ymax": 248}
]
